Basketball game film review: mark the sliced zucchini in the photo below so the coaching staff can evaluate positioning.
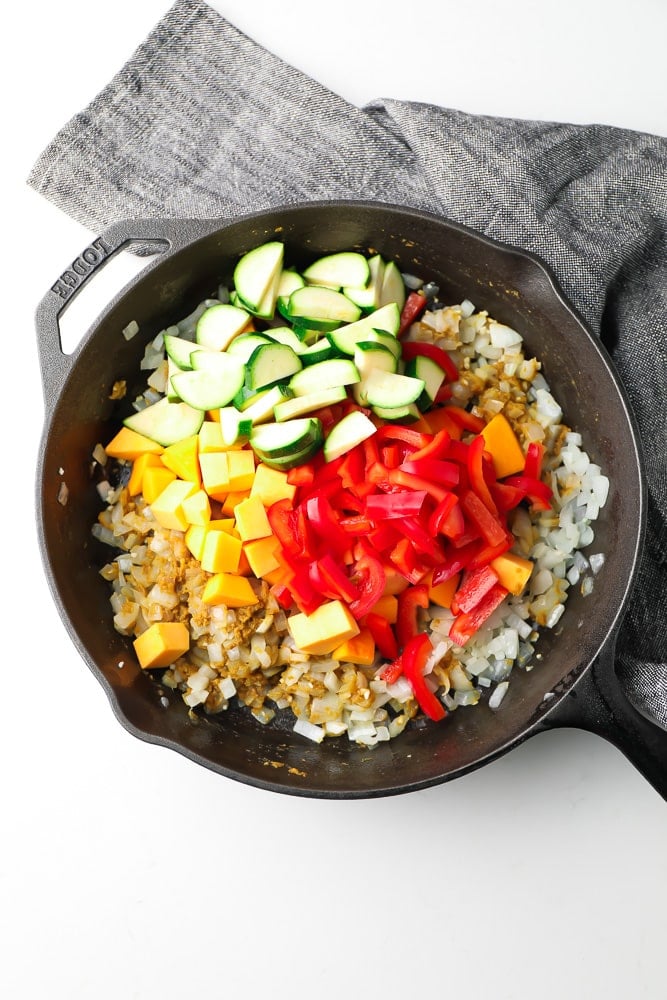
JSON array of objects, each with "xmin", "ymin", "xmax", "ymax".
[
  {"xmin": 362, "ymin": 369, "xmax": 425, "ymax": 408},
  {"xmin": 233, "ymin": 241, "xmax": 284, "ymax": 318},
  {"xmin": 166, "ymin": 356, "xmax": 183, "ymax": 402},
  {"xmin": 171, "ymin": 351, "xmax": 246, "ymax": 410},
  {"xmin": 240, "ymin": 385, "xmax": 294, "ymax": 425},
  {"xmin": 372, "ymin": 403, "xmax": 421, "ymax": 424},
  {"xmin": 253, "ymin": 434, "xmax": 323, "ymax": 471},
  {"xmin": 286, "ymin": 286, "xmax": 361, "ymax": 331},
  {"xmin": 250, "ymin": 417, "xmax": 322, "ymax": 460},
  {"xmin": 325, "ymin": 303, "xmax": 401, "ymax": 355},
  {"xmin": 404, "ymin": 355, "xmax": 446, "ymax": 411},
  {"xmin": 343, "ymin": 255, "xmax": 385, "ymax": 311},
  {"xmin": 219, "ymin": 406, "xmax": 253, "ymax": 446},
  {"xmin": 273, "ymin": 386, "xmax": 348, "ymax": 422},
  {"xmin": 163, "ymin": 334, "xmax": 199, "ymax": 370},
  {"xmin": 263, "ymin": 327, "xmax": 310, "ymax": 355},
  {"xmin": 226, "ymin": 333, "xmax": 272, "ymax": 363},
  {"xmin": 363, "ymin": 328, "xmax": 401, "ymax": 360},
  {"xmin": 195, "ymin": 303, "xmax": 251, "ymax": 351},
  {"xmin": 322, "ymin": 410, "xmax": 377, "ymax": 462},
  {"xmin": 288, "ymin": 358, "xmax": 360, "ymax": 397},
  {"xmin": 379, "ymin": 260, "xmax": 406, "ymax": 311},
  {"xmin": 276, "ymin": 269, "xmax": 305, "ymax": 317},
  {"xmin": 299, "ymin": 338, "xmax": 338, "ymax": 366},
  {"xmin": 303, "ymin": 252, "xmax": 370, "ymax": 290},
  {"xmin": 352, "ymin": 342, "xmax": 398, "ymax": 405},
  {"xmin": 245, "ymin": 342, "xmax": 303, "ymax": 391},
  {"xmin": 124, "ymin": 397, "xmax": 204, "ymax": 447}
]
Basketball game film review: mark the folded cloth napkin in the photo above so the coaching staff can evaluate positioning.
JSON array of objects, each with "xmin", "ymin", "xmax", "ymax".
[{"xmin": 28, "ymin": 0, "xmax": 667, "ymax": 726}]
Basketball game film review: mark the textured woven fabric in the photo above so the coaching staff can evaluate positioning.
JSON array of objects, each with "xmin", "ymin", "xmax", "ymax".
[{"xmin": 27, "ymin": 0, "xmax": 667, "ymax": 726}]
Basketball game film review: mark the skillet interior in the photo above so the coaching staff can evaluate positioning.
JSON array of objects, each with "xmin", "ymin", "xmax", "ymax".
[{"xmin": 37, "ymin": 203, "xmax": 642, "ymax": 797}]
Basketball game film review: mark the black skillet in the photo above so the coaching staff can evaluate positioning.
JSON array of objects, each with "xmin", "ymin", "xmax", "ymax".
[{"xmin": 35, "ymin": 202, "xmax": 667, "ymax": 799}]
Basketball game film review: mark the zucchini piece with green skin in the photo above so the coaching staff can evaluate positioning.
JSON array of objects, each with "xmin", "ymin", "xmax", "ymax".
[
  {"xmin": 163, "ymin": 334, "xmax": 199, "ymax": 370},
  {"xmin": 171, "ymin": 350, "xmax": 246, "ymax": 410},
  {"xmin": 226, "ymin": 333, "xmax": 272, "ymax": 363},
  {"xmin": 362, "ymin": 369, "xmax": 425, "ymax": 408},
  {"xmin": 286, "ymin": 286, "xmax": 361, "ymax": 331},
  {"xmin": 322, "ymin": 410, "xmax": 377, "ymax": 462},
  {"xmin": 233, "ymin": 241, "xmax": 284, "ymax": 317},
  {"xmin": 252, "ymin": 434, "xmax": 323, "ymax": 471},
  {"xmin": 262, "ymin": 327, "xmax": 310, "ymax": 355},
  {"xmin": 240, "ymin": 384, "xmax": 294, "ymax": 424},
  {"xmin": 343, "ymin": 255, "xmax": 385, "ymax": 311},
  {"xmin": 195, "ymin": 303, "xmax": 251, "ymax": 351},
  {"xmin": 124, "ymin": 397, "xmax": 204, "ymax": 447},
  {"xmin": 379, "ymin": 260, "xmax": 406, "ymax": 311},
  {"xmin": 273, "ymin": 386, "xmax": 348, "ymax": 422},
  {"xmin": 325, "ymin": 303, "xmax": 401, "ymax": 355},
  {"xmin": 166, "ymin": 357, "xmax": 183, "ymax": 402},
  {"xmin": 276, "ymin": 269, "xmax": 305, "ymax": 318},
  {"xmin": 245, "ymin": 342, "xmax": 303, "ymax": 391},
  {"xmin": 288, "ymin": 358, "xmax": 360, "ymax": 397},
  {"xmin": 250, "ymin": 417, "xmax": 322, "ymax": 460},
  {"xmin": 352, "ymin": 342, "xmax": 397, "ymax": 405},
  {"xmin": 298, "ymin": 338, "xmax": 338, "ymax": 366},
  {"xmin": 371, "ymin": 403, "xmax": 421, "ymax": 423},
  {"xmin": 363, "ymin": 328, "xmax": 401, "ymax": 360},
  {"xmin": 404, "ymin": 355, "xmax": 446, "ymax": 411},
  {"xmin": 303, "ymin": 252, "xmax": 370, "ymax": 290},
  {"xmin": 219, "ymin": 407, "xmax": 253, "ymax": 446}
]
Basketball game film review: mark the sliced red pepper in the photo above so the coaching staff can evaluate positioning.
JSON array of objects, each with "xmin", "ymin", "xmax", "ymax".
[
  {"xmin": 433, "ymin": 383, "xmax": 454, "ymax": 405},
  {"xmin": 444, "ymin": 439, "xmax": 470, "ymax": 465},
  {"xmin": 378, "ymin": 653, "xmax": 403, "ymax": 685},
  {"xmin": 337, "ymin": 445, "xmax": 365, "ymax": 491},
  {"xmin": 375, "ymin": 425, "xmax": 430, "ymax": 450},
  {"xmin": 388, "ymin": 468, "xmax": 450, "ymax": 504},
  {"xmin": 399, "ymin": 458, "xmax": 459, "ymax": 488},
  {"xmin": 395, "ymin": 516, "xmax": 446, "ymax": 563},
  {"xmin": 398, "ymin": 290, "xmax": 428, "ymax": 336},
  {"xmin": 305, "ymin": 493, "xmax": 349, "ymax": 551},
  {"xmin": 408, "ymin": 428, "xmax": 451, "ymax": 462},
  {"xmin": 427, "ymin": 492, "xmax": 459, "ymax": 536},
  {"xmin": 430, "ymin": 539, "xmax": 484, "ymax": 586},
  {"xmin": 490, "ymin": 481, "xmax": 526, "ymax": 513},
  {"xmin": 381, "ymin": 444, "xmax": 402, "ymax": 468},
  {"xmin": 365, "ymin": 490, "xmax": 428, "ymax": 519},
  {"xmin": 368, "ymin": 521, "xmax": 401, "ymax": 552},
  {"xmin": 461, "ymin": 489, "xmax": 507, "ymax": 547},
  {"xmin": 467, "ymin": 434, "xmax": 499, "ymax": 515},
  {"xmin": 365, "ymin": 613, "xmax": 398, "ymax": 660},
  {"xmin": 396, "ymin": 584, "xmax": 430, "ymax": 650},
  {"xmin": 444, "ymin": 405, "xmax": 485, "ymax": 433},
  {"xmin": 287, "ymin": 463, "xmax": 315, "ymax": 487},
  {"xmin": 449, "ymin": 583, "xmax": 508, "ymax": 646},
  {"xmin": 466, "ymin": 534, "xmax": 513, "ymax": 571},
  {"xmin": 390, "ymin": 538, "xmax": 429, "ymax": 585},
  {"xmin": 401, "ymin": 340, "xmax": 460, "ymax": 383},
  {"xmin": 453, "ymin": 564, "xmax": 500, "ymax": 614},
  {"xmin": 523, "ymin": 441, "xmax": 544, "ymax": 480},
  {"xmin": 270, "ymin": 582, "xmax": 294, "ymax": 610},
  {"xmin": 339, "ymin": 514, "xmax": 374, "ymax": 535},
  {"xmin": 348, "ymin": 552, "xmax": 386, "ymax": 620},
  {"xmin": 317, "ymin": 552, "xmax": 360, "ymax": 604},
  {"xmin": 363, "ymin": 436, "xmax": 381, "ymax": 470},
  {"xmin": 402, "ymin": 633, "xmax": 446, "ymax": 721},
  {"xmin": 267, "ymin": 500, "xmax": 313, "ymax": 559},
  {"xmin": 286, "ymin": 566, "xmax": 324, "ymax": 615},
  {"xmin": 503, "ymin": 474, "xmax": 553, "ymax": 511}
]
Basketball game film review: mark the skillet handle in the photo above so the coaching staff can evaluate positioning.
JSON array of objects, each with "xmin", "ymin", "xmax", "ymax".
[
  {"xmin": 34, "ymin": 219, "xmax": 217, "ymax": 406},
  {"xmin": 540, "ymin": 637, "xmax": 667, "ymax": 800}
]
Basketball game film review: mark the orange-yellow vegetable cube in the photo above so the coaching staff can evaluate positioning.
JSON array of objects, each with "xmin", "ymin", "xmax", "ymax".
[
  {"xmin": 366, "ymin": 594, "xmax": 398, "ymax": 624},
  {"xmin": 234, "ymin": 496, "xmax": 272, "ymax": 541},
  {"xmin": 201, "ymin": 573, "xmax": 258, "ymax": 607},
  {"xmin": 200, "ymin": 528, "xmax": 242, "ymax": 574},
  {"xmin": 127, "ymin": 453, "xmax": 163, "ymax": 497},
  {"xmin": 243, "ymin": 535, "xmax": 282, "ymax": 578},
  {"xmin": 249, "ymin": 463, "xmax": 296, "ymax": 507},
  {"xmin": 150, "ymin": 479, "xmax": 198, "ymax": 531},
  {"xmin": 288, "ymin": 600, "xmax": 360, "ymax": 656},
  {"xmin": 332, "ymin": 628, "xmax": 376, "ymax": 665},
  {"xmin": 490, "ymin": 552, "xmax": 534, "ymax": 595},
  {"xmin": 227, "ymin": 450, "xmax": 256, "ymax": 491},
  {"xmin": 185, "ymin": 525, "xmax": 208, "ymax": 561},
  {"xmin": 199, "ymin": 421, "xmax": 226, "ymax": 453},
  {"xmin": 480, "ymin": 413, "xmax": 525, "ymax": 479},
  {"xmin": 182, "ymin": 488, "xmax": 211, "ymax": 526},
  {"xmin": 222, "ymin": 490, "xmax": 251, "ymax": 516},
  {"xmin": 142, "ymin": 465, "xmax": 177, "ymax": 504},
  {"xmin": 200, "ymin": 452, "xmax": 230, "ymax": 496},
  {"xmin": 425, "ymin": 569, "xmax": 461, "ymax": 609},
  {"xmin": 160, "ymin": 434, "xmax": 201, "ymax": 486},
  {"xmin": 105, "ymin": 427, "xmax": 164, "ymax": 460},
  {"xmin": 133, "ymin": 622, "xmax": 190, "ymax": 669},
  {"xmin": 207, "ymin": 518, "xmax": 238, "ymax": 535}
]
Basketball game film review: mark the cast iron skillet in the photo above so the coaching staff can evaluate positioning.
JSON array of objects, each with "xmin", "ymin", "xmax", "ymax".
[{"xmin": 35, "ymin": 202, "xmax": 667, "ymax": 799}]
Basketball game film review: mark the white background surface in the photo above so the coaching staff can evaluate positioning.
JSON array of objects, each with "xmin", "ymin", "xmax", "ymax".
[{"xmin": 3, "ymin": 2, "xmax": 666, "ymax": 998}]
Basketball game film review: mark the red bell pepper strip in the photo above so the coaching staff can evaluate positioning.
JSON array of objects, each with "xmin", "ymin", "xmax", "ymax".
[
  {"xmin": 348, "ymin": 552, "xmax": 386, "ymax": 620},
  {"xmin": 503, "ymin": 474, "xmax": 553, "ymax": 511},
  {"xmin": 408, "ymin": 428, "xmax": 451, "ymax": 462},
  {"xmin": 398, "ymin": 290, "xmax": 428, "ymax": 336},
  {"xmin": 396, "ymin": 584, "xmax": 430, "ymax": 650},
  {"xmin": 378, "ymin": 653, "xmax": 403, "ymax": 685},
  {"xmin": 430, "ymin": 539, "xmax": 485, "ymax": 586},
  {"xmin": 365, "ymin": 612, "xmax": 399, "ymax": 660},
  {"xmin": 305, "ymin": 493, "xmax": 349, "ymax": 551},
  {"xmin": 339, "ymin": 514, "xmax": 374, "ymax": 535},
  {"xmin": 443, "ymin": 405, "xmax": 485, "ymax": 433},
  {"xmin": 395, "ymin": 516, "xmax": 446, "ymax": 563},
  {"xmin": 490, "ymin": 481, "xmax": 526, "ymax": 513},
  {"xmin": 390, "ymin": 538, "xmax": 429, "ymax": 585},
  {"xmin": 337, "ymin": 445, "xmax": 365, "ymax": 491},
  {"xmin": 399, "ymin": 458, "xmax": 459, "ymax": 488},
  {"xmin": 365, "ymin": 490, "xmax": 428, "ymax": 519},
  {"xmin": 381, "ymin": 444, "xmax": 402, "ymax": 468},
  {"xmin": 523, "ymin": 441, "xmax": 544, "ymax": 480},
  {"xmin": 267, "ymin": 500, "xmax": 313, "ymax": 559},
  {"xmin": 316, "ymin": 553, "xmax": 360, "ymax": 603},
  {"xmin": 427, "ymin": 492, "xmax": 459, "ymax": 536},
  {"xmin": 287, "ymin": 463, "xmax": 315, "ymax": 487},
  {"xmin": 368, "ymin": 521, "xmax": 401, "ymax": 553},
  {"xmin": 400, "ymin": 340, "xmax": 460, "ymax": 383},
  {"xmin": 449, "ymin": 583, "xmax": 508, "ymax": 647},
  {"xmin": 388, "ymin": 468, "xmax": 450, "ymax": 504},
  {"xmin": 461, "ymin": 489, "xmax": 507, "ymax": 547},
  {"xmin": 453, "ymin": 564, "xmax": 500, "ymax": 614},
  {"xmin": 375, "ymin": 425, "xmax": 430, "ymax": 450},
  {"xmin": 467, "ymin": 434, "xmax": 499, "ymax": 515},
  {"xmin": 466, "ymin": 532, "xmax": 513, "ymax": 571},
  {"xmin": 270, "ymin": 582, "xmax": 294, "ymax": 610},
  {"xmin": 402, "ymin": 633, "xmax": 446, "ymax": 721}
]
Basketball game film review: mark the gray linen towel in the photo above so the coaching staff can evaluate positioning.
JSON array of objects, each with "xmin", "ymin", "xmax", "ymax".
[{"xmin": 28, "ymin": 0, "xmax": 667, "ymax": 727}]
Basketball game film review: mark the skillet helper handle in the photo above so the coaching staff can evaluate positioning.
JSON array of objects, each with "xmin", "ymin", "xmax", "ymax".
[
  {"xmin": 542, "ymin": 638, "xmax": 667, "ymax": 800},
  {"xmin": 34, "ymin": 219, "xmax": 208, "ymax": 405}
]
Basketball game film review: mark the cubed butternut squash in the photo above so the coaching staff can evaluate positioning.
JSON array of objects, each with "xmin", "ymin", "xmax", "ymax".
[
  {"xmin": 490, "ymin": 552, "xmax": 534, "ymax": 595},
  {"xmin": 222, "ymin": 490, "xmax": 251, "ymax": 516},
  {"xmin": 133, "ymin": 622, "xmax": 190, "ymax": 669},
  {"xmin": 105, "ymin": 427, "xmax": 164, "ymax": 460},
  {"xmin": 200, "ymin": 452, "xmax": 230, "ymax": 497},
  {"xmin": 198, "ymin": 421, "xmax": 226, "ymax": 452},
  {"xmin": 227, "ymin": 450, "xmax": 256, "ymax": 492},
  {"xmin": 185, "ymin": 525, "xmax": 208, "ymax": 561},
  {"xmin": 160, "ymin": 434, "xmax": 201, "ymax": 486},
  {"xmin": 200, "ymin": 528, "xmax": 242, "ymax": 574},
  {"xmin": 332, "ymin": 628, "xmax": 376, "ymax": 665},
  {"xmin": 243, "ymin": 535, "xmax": 282, "ymax": 578},
  {"xmin": 366, "ymin": 594, "xmax": 398, "ymax": 624},
  {"xmin": 139, "ymin": 465, "xmax": 177, "ymax": 504},
  {"xmin": 480, "ymin": 413, "xmax": 525, "ymax": 479},
  {"xmin": 150, "ymin": 479, "xmax": 198, "ymax": 531},
  {"xmin": 201, "ymin": 573, "xmax": 258, "ymax": 607},
  {"xmin": 234, "ymin": 496, "xmax": 272, "ymax": 541},
  {"xmin": 425, "ymin": 569, "xmax": 461, "ymax": 609},
  {"xmin": 249, "ymin": 463, "xmax": 296, "ymax": 507},
  {"xmin": 288, "ymin": 600, "xmax": 360, "ymax": 656},
  {"xmin": 181, "ymin": 488, "xmax": 211, "ymax": 526},
  {"xmin": 127, "ymin": 453, "xmax": 163, "ymax": 497}
]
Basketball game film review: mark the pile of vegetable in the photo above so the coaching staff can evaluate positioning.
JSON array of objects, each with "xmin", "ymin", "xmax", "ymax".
[{"xmin": 96, "ymin": 240, "xmax": 608, "ymax": 739}]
